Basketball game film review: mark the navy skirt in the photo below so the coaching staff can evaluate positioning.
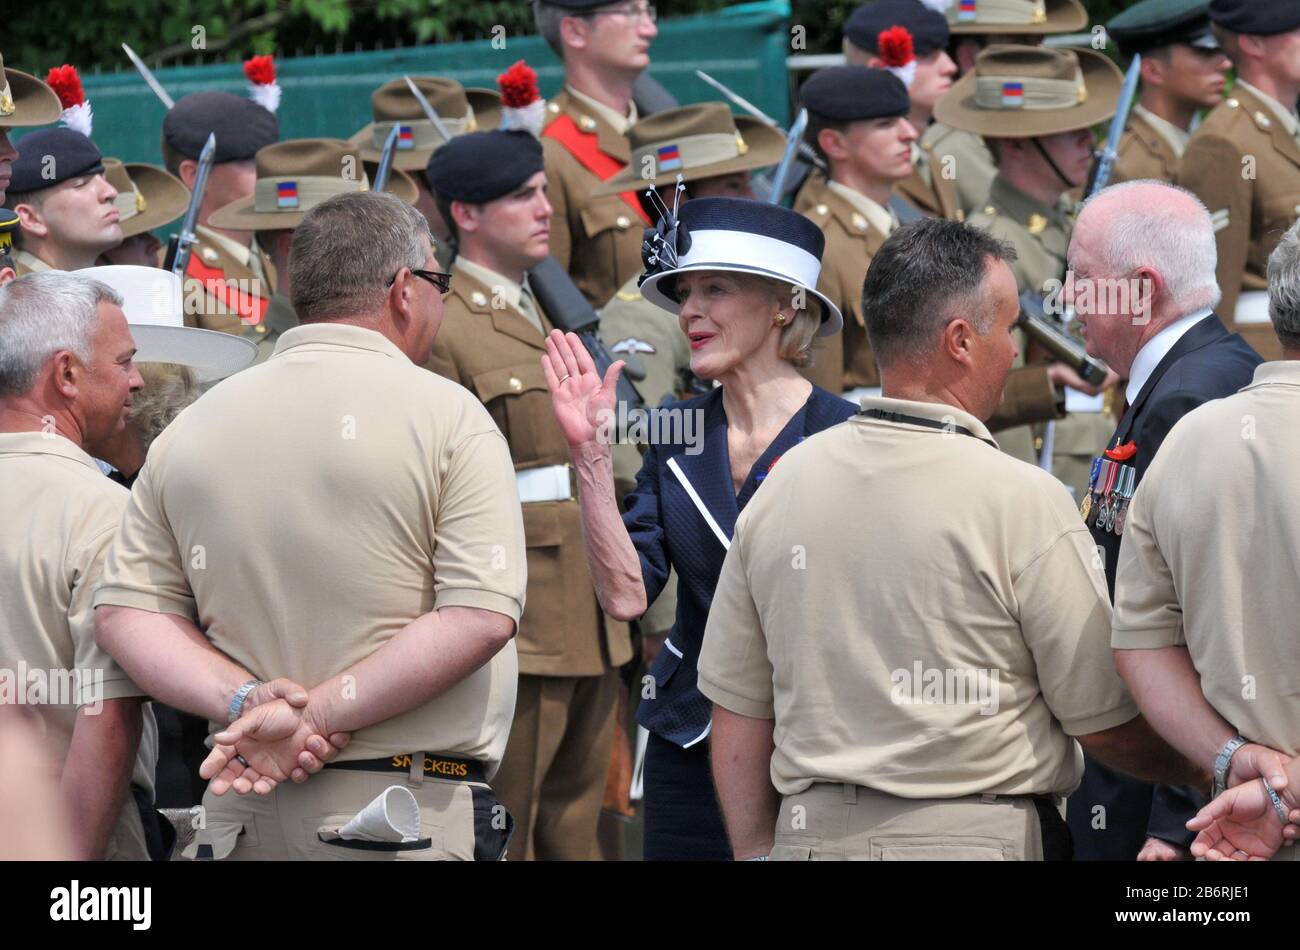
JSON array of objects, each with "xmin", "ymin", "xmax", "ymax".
[{"xmin": 642, "ymin": 730, "xmax": 733, "ymax": 861}]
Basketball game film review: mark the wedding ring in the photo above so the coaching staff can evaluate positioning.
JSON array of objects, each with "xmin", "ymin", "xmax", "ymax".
[
  {"xmin": 235, "ymin": 754, "xmax": 249, "ymax": 768},
  {"xmin": 558, "ymin": 373, "xmax": 571, "ymax": 384}
]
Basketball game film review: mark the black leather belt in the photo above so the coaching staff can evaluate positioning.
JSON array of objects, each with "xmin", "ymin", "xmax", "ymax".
[{"xmin": 325, "ymin": 752, "xmax": 486, "ymax": 783}]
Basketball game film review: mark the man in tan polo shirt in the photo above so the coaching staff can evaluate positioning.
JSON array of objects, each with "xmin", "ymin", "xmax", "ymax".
[
  {"xmin": 698, "ymin": 219, "xmax": 1203, "ymax": 861},
  {"xmin": 1113, "ymin": 221, "xmax": 1300, "ymax": 862},
  {"xmin": 0, "ymin": 271, "xmax": 155, "ymax": 860},
  {"xmin": 94, "ymin": 191, "xmax": 528, "ymax": 861}
]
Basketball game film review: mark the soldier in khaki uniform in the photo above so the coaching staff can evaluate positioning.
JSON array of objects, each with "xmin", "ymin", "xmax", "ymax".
[
  {"xmin": 533, "ymin": 0, "xmax": 659, "ymax": 308},
  {"xmin": 698, "ymin": 219, "xmax": 1203, "ymax": 861},
  {"xmin": 425, "ymin": 129, "xmax": 631, "ymax": 860},
  {"xmin": 1106, "ymin": 1, "xmax": 1232, "ymax": 187},
  {"xmin": 842, "ymin": 0, "xmax": 962, "ymax": 222},
  {"xmin": 925, "ymin": 0, "xmax": 1088, "ymax": 218},
  {"xmin": 160, "ymin": 91, "xmax": 280, "ymax": 334},
  {"xmin": 1176, "ymin": 0, "xmax": 1300, "ymax": 360},
  {"xmin": 0, "ymin": 271, "xmax": 159, "ymax": 860},
  {"xmin": 348, "ymin": 76, "xmax": 501, "ymax": 263},
  {"xmin": 797, "ymin": 66, "xmax": 918, "ymax": 399},
  {"xmin": 594, "ymin": 102, "xmax": 786, "ymax": 661},
  {"xmin": 5, "ymin": 128, "xmax": 124, "ymax": 274},
  {"xmin": 97, "ymin": 159, "xmax": 188, "ymax": 267},
  {"xmin": 936, "ymin": 45, "xmax": 1124, "ymax": 496},
  {"xmin": 208, "ymin": 138, "xmax": 419, "ymax": 363},
  {"xmin": 94, "ymin": 190, "xmax": 525, "ymax": 861},
  {"xmin": 1113, "ymin": 223, "xmax": 1300, "ymax": 862},
  {"xmin": 0, "ymin": 52, "xmax": 62, "ymax": 206}
]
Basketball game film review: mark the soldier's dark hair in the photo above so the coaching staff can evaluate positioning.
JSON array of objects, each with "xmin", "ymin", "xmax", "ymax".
[
  {"xmin": 861, "ymin": 218, "xmax": 1017, "ymax": 367},
  {"xmin": 1267, "ymin": 220, "xmax": 1300, "ymax": 350},
  {"xmin": 159, "ymin": 137, "xmax": 185, "ymax": 178},
  {"xmin": 803, "ymin": 113, "xmax": 848, "ymax": 168},
  {"xmin": 533, "ymin": 1, "xmax": 569, "ymax": 59},
  {"xmin": 289, "ymin": 190, "xmax": 431, "ymax": 323}
]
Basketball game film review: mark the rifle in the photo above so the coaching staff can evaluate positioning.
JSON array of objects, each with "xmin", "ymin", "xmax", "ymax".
[
  {"xmin": 767, "ymin": 108, "xmax": 808, "ymax": 206},
  {"xmin": 163, "ymin": 133, "xmax": 215, "ymax": 276},
  {"xmin": 372, "ymin": 125, "xmax": 400, "ymax": 193},
  {"xmin": 528, "ymin": 257, "xmax": 647, "ymax": 411}
]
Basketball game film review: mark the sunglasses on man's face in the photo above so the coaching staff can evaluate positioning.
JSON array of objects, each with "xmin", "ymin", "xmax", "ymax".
[{"xmin": 389, "ymin": 268, "xmax": 452, "ymax": 294}]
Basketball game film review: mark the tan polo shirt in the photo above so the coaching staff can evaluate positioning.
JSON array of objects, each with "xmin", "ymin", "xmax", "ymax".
[
  {"xmin": 94, "ymin": 323, "xmax": 528, "ymax": 771},
  {"xmin": 1113, "ymin": 361, "xmax": 1300, "ymax": 756},
  {"xmin": 698, "ymin": 396, "xmax": 1137, "ymax": 799},
  {"xmin": 0, "ymin": 432, "xmax": 156, "ymax": 797}
]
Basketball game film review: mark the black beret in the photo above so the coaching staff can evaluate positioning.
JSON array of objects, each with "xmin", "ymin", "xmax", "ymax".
[
  {"xmin": 1108, "ymin": 0, "xmax": 1218, "ymax": 54},
  {"xmin": 8, "ymin": 128, "xmax": 104, "ymax": 194},
  {"xmin": 1209, "ymin": 0, "xmax": 1300, "ymax": 36},
  {"xmin": 800, "ymin": 66, "xmax": 911, "ymax": 122},
  {"xmin": 426, "ymin": 130, "xmax": 545, "ymax": 204},
  {"xmin": 844, "ymin": 0, "xmax": 950, "ymax": 55},
  {"xmin": 163, "ymin": 91, "xmax": 279, "ymax": 163}
]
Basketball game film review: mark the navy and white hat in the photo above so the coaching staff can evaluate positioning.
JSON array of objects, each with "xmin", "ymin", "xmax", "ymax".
[{"xmin": 638, "ymin": 197, "xmax": 844, "ymax": 338}]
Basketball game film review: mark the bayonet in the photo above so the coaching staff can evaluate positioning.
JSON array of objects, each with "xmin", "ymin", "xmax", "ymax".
[
  {"xmin": 403, "ymin": 76, "xmax": 453, "ymax": 144},
  {"xmin": 163, "ymin": 132, "xmax": 215, "ymax": 276},
  {"xmin": 121, "ymin": 43, "xmax": 175, "ymax": 110}
]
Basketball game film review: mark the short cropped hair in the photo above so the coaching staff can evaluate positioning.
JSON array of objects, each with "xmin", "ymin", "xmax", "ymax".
[
  {"xmin": 862, "ymin": 218, "xmax": 1017, "ymax": 366},
  {"xmin": 289, "ymin": 190, "xmax": 431, "ymax": 323},
  {"xmin": 533, "ymin": 1, "xmax": 570, "ymax": 58},
  {"xmin": 0, "ymin": 271, "xmax": 123, "ymax": 397},
  {"xmin": 1267, "ymin": 220, "xmax": 1300, "ymax": 350}
]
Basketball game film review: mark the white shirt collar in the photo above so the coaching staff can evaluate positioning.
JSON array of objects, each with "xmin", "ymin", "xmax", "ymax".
[{"xmin": 1126, "ymin": 309, "xmax": 1212, "ymax": 405}]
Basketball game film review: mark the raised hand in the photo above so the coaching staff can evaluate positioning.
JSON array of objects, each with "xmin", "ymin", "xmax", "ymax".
[
  {"xmin": 542, "ymin": 329, "xmax": 624, "ymax": 451},
  {"xmin": 1186, "ymin": 779, "xmax": 1293, "ymax": 861},
  {"xmin": 200, "ymin": 699, "xmax": 350, "ymax": 796}
]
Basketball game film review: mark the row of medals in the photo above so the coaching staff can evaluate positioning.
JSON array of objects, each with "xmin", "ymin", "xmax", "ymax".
[{"xmin": 1079, "ymin": 456, "xmax": 1136, "ymax": 536}]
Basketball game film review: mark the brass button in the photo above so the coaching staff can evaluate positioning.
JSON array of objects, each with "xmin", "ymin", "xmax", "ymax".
[
  {"xmin": 471, "ymin": 291, "xmax": 488, "ymax": 307},
  {"xmin": 201, "ymin": 247, "xmax": 219, "ymax": 264},
  {"xmin": 255, "ymin": 324, "xmax": 267, "ymax": 334},
  {"xmin": 509, "ymin": 376, "xmax": 523, "ymax": 392},
  {"xmin": 1255, "ymin": 111, "xmax": 1272, "ymax": 129},
  {"xmin": 1226, "ymin": 98, "xmax": 1239, "ymax": 109},
  {"xmin": 851, "ymin": 213, "xmax": 868, "ymax": 231},
  {"xmin": 579, "ymin": 115, "xmax": 597, "ymax": 132},
  {"xmin": 615, "ymin": 215, "xmax": 631, "ymax": 229},
  {"xmin": 1027, "ymin": 213, "xmax": 1048, "ymax": 235},
  {"xmin": 814, "ymin": 203, "xmax": 828, "ymax": 215},
  {"xmin": 983, "ymin": 205, "xmax": 997, "ymax": 216},
  {"xmin": 546, "ymin": 101, "xmax": 560, "ymax": 114}
]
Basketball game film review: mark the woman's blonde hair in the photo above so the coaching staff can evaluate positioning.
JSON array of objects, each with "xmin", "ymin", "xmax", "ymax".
[
  {"xmin": 128, "ymin": 362, "xmax": 200, "ymax": 451},
  {"xmin": 750, "ymin": 275, "xmax": 821, "ymax": 367}
]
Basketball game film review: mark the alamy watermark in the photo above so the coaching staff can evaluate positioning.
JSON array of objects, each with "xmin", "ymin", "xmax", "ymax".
[
  {"xmin": 595, "ymin": 404, "xmax": 705, "ymax": 455},
  {"xmin": 890, "ymin": 662, "xmax": 1000, "ymax": 716},
  {"xmin": 0, "ymin": 662, "xmax": 104, "ymax": 713}
]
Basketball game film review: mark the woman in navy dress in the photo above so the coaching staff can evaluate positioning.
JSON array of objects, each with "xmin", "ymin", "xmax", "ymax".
[{"xmin": 542, "ymin": 198, "xmax": 857, "ymax": 860}]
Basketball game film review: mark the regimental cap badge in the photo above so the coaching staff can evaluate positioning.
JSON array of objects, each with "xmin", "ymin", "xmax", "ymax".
[
  {"xmin": 1027, "ymin": 213, "xmax": 1047, "ymax": 235},
  {"xmin": 735, "ymin": 132, "xmax": 748, "ymax": 156},
  {"xmin": 135, "ymin": 191, "xmax": 147, "ymax": 213},
  {"xmin": 0, "ymin": 78, "xmax": 14, "ymax": 117}
]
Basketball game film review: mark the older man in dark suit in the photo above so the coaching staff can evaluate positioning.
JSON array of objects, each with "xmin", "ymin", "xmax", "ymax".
[{"xmin": 1066, "ymin": 179, "xmax": 1262, "ymax": 861}]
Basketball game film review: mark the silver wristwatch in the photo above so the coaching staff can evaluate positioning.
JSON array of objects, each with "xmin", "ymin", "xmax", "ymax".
[
  {"xmin": 228, "ymin": 679, "xmax": 264, "ymax": 723},
  {"xmin": 1213, "ymin": 734, "xmax": 1247, "ymax": 797}
]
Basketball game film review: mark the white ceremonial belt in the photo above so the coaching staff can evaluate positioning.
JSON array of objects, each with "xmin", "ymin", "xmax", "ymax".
[
  {"xmin": 1234, "ymin": 291, "xmax": 1271, "ymax": 325},
  {"xmin": 517, "ymin": 464, "xmax": 575, "ymax": 504}
]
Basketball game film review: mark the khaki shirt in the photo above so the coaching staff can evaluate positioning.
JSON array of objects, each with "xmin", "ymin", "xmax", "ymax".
[
  {"xmin": 1112, "ymin": 106, "xmax": 1185, "ymax": 186},
  {"xmin": 13, "ymin": 249, "xmax": 51, "ymax": 277},
  {"xmin": 426, "ymin": 259, "xmax": 632, "ymax": 677},
  {"xmin": 1177, "ymin": 82, "xmax": 1300, "ymax": 360},
  {"xmin": 598, "ymin": 274, "xmax": 692, "ymax": 638},
  {"xmin": 800, "ymin": 179, "xmax": 892, "ymax": 393},
  {"xmin": 246, "ymin": 292, "xmax": 298, "ymax": 365},
  {"xmin": 1113, "ymin": 361, "xmax": 1300, "ymax": 755},
  {"xmin": 896, "ymin": 140, "xmax": 964, "ymax": 222},
  {"xmin": 541, "ymin": 89, "xmax": 646, "ymax": 309},
  {"xmin": 0, "ymin": 432, "xmax": 157, "ymax": 802},
  {"xmin": 93, "ymin": 323, "xmax": 526, "ymax": 771},
  {"xmin": 922, "ymin": 122, "xmax": 997, "ymax": 220},
  {"xmin": 183, "ymin": 226, "xmax": 277, "ymax": 335},
  {"xmin": 698, "ymin": 396, "xmax": 1136, "ymax": 798}
]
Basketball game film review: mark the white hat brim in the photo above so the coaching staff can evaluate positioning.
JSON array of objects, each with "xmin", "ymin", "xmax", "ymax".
[
  {"xmin": 639, "ymin": 263, "xmax": 844, "ymax": 338},
  {"xmin": 130, "ymin": 325, "xmax": 257, "ymax": 382}
]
